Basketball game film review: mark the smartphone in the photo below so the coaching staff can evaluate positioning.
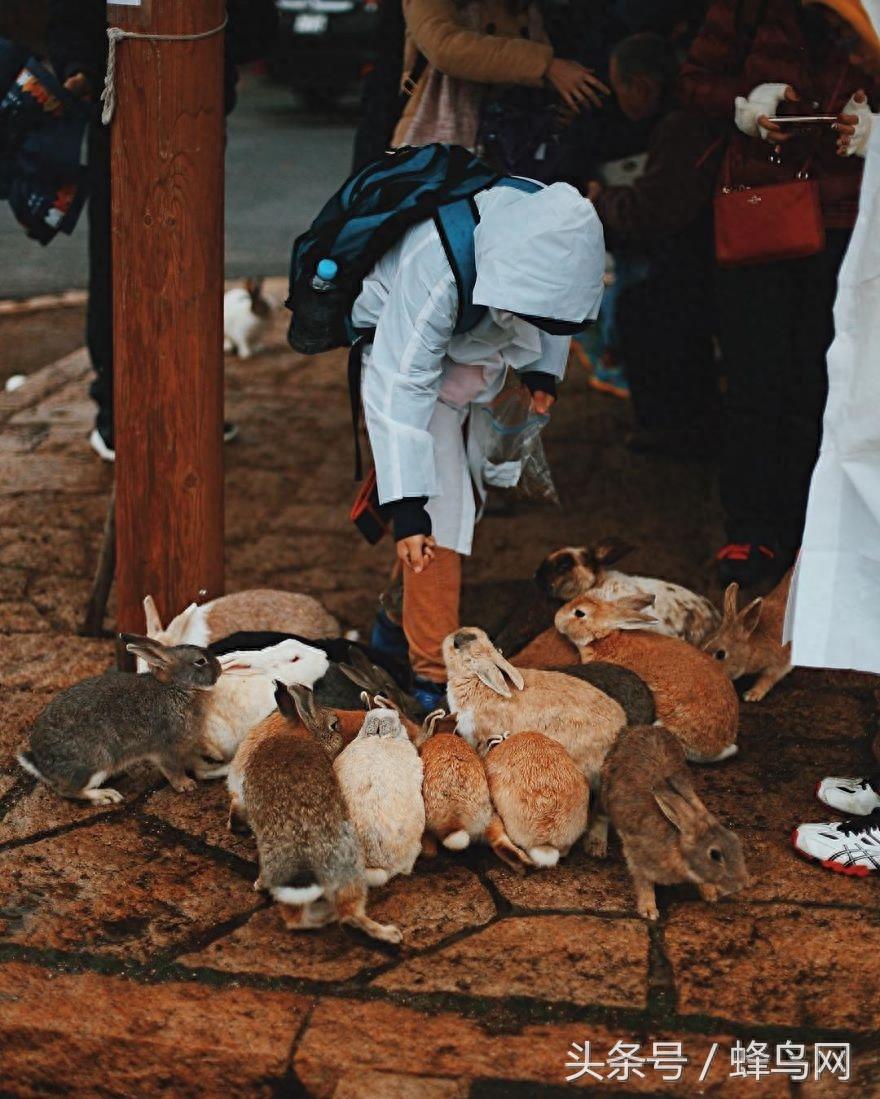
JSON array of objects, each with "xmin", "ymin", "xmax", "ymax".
[{"xmin": 766, "ymin": 115, "xmax": 838, "ymax": 127}]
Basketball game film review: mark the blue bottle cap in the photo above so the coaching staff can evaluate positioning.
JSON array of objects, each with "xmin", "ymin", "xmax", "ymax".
[{"xmin": 316, "ymin": 258, "xmax": 338, "ymax": 281}]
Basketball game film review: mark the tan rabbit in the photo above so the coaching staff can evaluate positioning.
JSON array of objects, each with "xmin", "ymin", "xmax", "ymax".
[
  {"xmin": 333, "ymin": 708, "xmax": 425, "ymax": 887},
  {"xmin": 535, "ymin": 540, "xmax": 720, "ymax": 644},
  {"xmin": 555, "ymin": 594, "xmax": 739, "ymax": 764},
  {"xmin": 443, "ymin": 628, "xmax": 626, "ymax": 856},
  {"xmin": 367, "ymin": 698, "xmax": 528, "ymax": 871},
  {"xmin": 602, "ymin": 725, "xmax": 749, "ymax": 919},
  {"xmin": 702, "ymin": 569, "xmax": 793, "ymax": 702},
  {"xmin": 483, "ymin": 731, "xmax": 590, "ymax": 868},
  {"xmin": 227, "ymin": 682, "xmax": 400, "ymax": 943},
  {"xmin": 144, "ymin": 589, "xmax": 338, "ymax": 648}
]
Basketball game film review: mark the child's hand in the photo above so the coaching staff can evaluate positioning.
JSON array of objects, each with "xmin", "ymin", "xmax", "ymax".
[
  {"xmin": 529, "ymin": 391, "xmax": 556, "ymax": 416},
  {"xmin": 397, "ymin": 534, "xmax": 436, "ymax": 574}
]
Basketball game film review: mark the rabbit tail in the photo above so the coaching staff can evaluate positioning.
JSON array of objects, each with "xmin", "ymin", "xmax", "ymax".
[
  {"xmin": 271, "ymin": 870, "xmax": 324, "ymax": 906},
  {"xmin": 17, "ymin": 750, "xmax": 45, "ymax": 783},
  {"xmin": 442, "ymin": 829, "xmax": 471, "ymax": 851}
]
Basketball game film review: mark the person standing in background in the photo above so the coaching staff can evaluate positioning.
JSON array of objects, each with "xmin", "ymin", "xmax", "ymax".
[
  {"xmin": 394, "ymin": 0, "xmax": 608, "ymax": 150},
  {"xmin": 680, "ymin": 0, "xmax": 877, "ymax": 588},
  {"xmin": 45, "ymin": 0, "xmax": 278, "ymax": 461}
]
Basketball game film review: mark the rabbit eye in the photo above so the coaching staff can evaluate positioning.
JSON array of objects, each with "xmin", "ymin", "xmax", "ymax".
[
  {"xmin": 574, "ymin": 609, "xmax": 586, "ymax": 619},
  {"xmin": 329, "ymin": 717, "xmax": 340, "ymax": 732},
  {"xmin": 194, "ymin": 656, "xmax": 208, "ymax": 667},
  {"xmin": 709, "ymin": 847, "xmax": 724, "ymax": 863},
  {"xmin": 713, "ymin": 649, "xmax": 727, "ymax": 661}
]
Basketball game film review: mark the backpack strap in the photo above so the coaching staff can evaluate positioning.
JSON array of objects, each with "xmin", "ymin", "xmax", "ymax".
[{"xmin": 435, "ymin": 176, "xmax": 543, "ymax": 336}]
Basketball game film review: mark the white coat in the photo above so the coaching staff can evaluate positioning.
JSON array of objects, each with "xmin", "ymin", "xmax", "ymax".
[
  {"xmin": 785, "ymin": 44, "xmax": 880, "ymax": 672},
  {"xmin": 351, "ymin": 182, "xmax": 605, "ymax": 554}
]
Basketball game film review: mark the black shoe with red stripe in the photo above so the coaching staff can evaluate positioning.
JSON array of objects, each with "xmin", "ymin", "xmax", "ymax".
[{"xmin": 716, "ymin": 542, "xmax": 778, "ymax": 587}]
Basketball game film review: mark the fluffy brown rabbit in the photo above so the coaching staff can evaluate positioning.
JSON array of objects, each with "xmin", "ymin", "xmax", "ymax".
[
  {"xmin": 702, "ymin": 569, "xmax": 793, "ymax": 702},
  {"xmin": 602, "ymin": 725, "xmax": 749, "ymax": 919},
  {"xmin": 227, "ymin": 682, "xmax": 400, "ymax": 943},
  {"xmin": 555, "ymin": 594, "xmax": 739, "ymax": 764},
  {"xmin": 511, "ymin": 626, "xmax": 578, "ymax": 668},
  {"xmin": 443, "ymin": 628, "xmax": 626, "ymax": 856},
  {"xmin": 483, "ymin": 731, "xmax": 590, "ymax": 868}
]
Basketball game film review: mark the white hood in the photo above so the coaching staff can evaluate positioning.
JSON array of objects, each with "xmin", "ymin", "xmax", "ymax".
[{"xmin": 472, "ymin": 182, "xmax": 606, "ymax": 324}]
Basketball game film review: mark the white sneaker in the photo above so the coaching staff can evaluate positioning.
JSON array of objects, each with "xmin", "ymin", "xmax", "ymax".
[
  {"xmin": 89, "ymin": 428, "xmax": 116, "ymax": 462},
  {"xmin": 815, "ymin": 775, "xmax": 880, "ymax": 816},
  {"xmin": 792, "ymin": 812, "xmax": 880, "ymax": 877}
]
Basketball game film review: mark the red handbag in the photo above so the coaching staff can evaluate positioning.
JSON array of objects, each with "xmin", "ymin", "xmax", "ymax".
[
  {"xmin": 714, "ymin": 66, "xmax": 847, "ymax": 268},
  {"xmin": 714, "ymin": 153, "xmax": 825, "ymax": 267}
]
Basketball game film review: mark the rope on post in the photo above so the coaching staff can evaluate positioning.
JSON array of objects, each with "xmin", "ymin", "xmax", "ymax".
[{"xmin": 101, "ymin": 17, "xmax": 228, "ymax": 125}]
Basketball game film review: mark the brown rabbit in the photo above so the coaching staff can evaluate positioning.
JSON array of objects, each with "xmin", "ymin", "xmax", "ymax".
[
  {"xmin": 483, "ymin": 732, "xmax": 590, "ymax": 868},
  {"xmin": 555, "ymin": 594, "xmax": 739, "ymax": 764},
  {"xmin": 367, "ymin": 698, "xmax": 527, "ymax": 871},
  {"xmin": 602, "ymin": 725, "xmax": 749, "ymax": 919},
  {"xmin": 702, "ymin": 569, "xmax": 793, "ymax": 702},
  {"xmin": 443, "ymin": 628, "xmax": 626, "ymax": 857},
  {"xmin": 226, "ymin": 682, "xmax": 400, "ymax": 943}
]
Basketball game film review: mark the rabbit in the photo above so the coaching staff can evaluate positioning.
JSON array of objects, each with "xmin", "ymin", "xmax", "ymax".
[
  {"xmin": 17, "ymin": 635, "xmax": 222, "ymax": 804},
  {"xmin": 196, "ymin": 639, "xmax": 330, "ymax": 770},
  {"xmin": 443, "ymin": 627, "xmax": 626, "ymax": 857},
  {"xmin": 602, "ymin": 725, "xmax": 749, "ymax": 919},
  {"xmin": 333, "ymin": 707, "xmax": 425, "ymax": 887},
  {"xmin": 482, "ymin": 731, "xmax": 590, "ymax": 868},
  {"xmin": 227, "ymin": 682, "xmax": 400, "ymax": 943},
  {"xmin": 143, "ymin": 589, "xmax": 339, "ymax": 650},
  {"xmin": 555, "ymin": 594, "xmax": 739, "ymax": 765},
  {"xmin": 702, "ymin": 569, "xmax": 793, "ymax": 702},
  {"xmin": 223, "ymin": 277, "xmax": 274, "ymax": 359},
  {"xmin": 337, "ymin": 647, "xmax": 425, "ymax": 720},
  {"xmin": 535, "ymin": 540, "xmax": 720, "ymax": 646},
  {"xmin": 209, "ymin": 630, "xmax": 411, "ymax": 689},
  {"xmin": 553, "ymin": 663, "xmax": 656, "ymax": 726}
]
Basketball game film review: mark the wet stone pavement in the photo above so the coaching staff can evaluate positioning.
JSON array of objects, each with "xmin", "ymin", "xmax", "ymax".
[{"xmin": 1, "ymin": 285, "xmax": 879, "ymax": 1096}]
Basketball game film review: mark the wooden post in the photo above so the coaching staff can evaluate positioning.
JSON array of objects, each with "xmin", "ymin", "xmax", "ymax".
[{"xmin": 109, "ymin": 0, "xmax": 225, "ymax": 634}]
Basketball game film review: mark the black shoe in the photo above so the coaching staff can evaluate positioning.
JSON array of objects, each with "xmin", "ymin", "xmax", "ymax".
[{"xmin": 715, "ymin": 542, "xmax": 779, "ymax": 587}]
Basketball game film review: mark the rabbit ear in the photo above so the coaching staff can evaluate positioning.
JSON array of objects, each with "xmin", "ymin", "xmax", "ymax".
[
  {"xmin": 608, "ymin": 595, "xmax": 658, "ymax": 631},
  {"xmin": 122, "ymin": 633, "xmax": 172, "ymax": 665},
  {"xmin": 360, "ymin": 690, "xmax": 372, "ymax": 710},
  {"xmin": 722, "ymin": 582, "xmax": 740, "ymax": 621},
  {"xmin": 591, "ymin": 538, "xmax": 636, "ymax": 567},
  {"xmin": 274, "ymin": 680, "xmax": 298, "ymax": 720},
  {"xmin": 217, "ymin": 653, "xmax": 263, "ymax": 677},
  {"xmin": 143, "ymin": 595, "xmax": 163, "ymax": 636},
  {"xmin": 475, "ymin": 661, "xmax": 512, "ymax": 698},
  {"xmin": 286, "ymin": 683, "xmax": 321, "ymax": 731},
  {"xmin": 615, "ymin": 594, "xmax": 656, "ymax": 614},
  {"xmin": 490, "ymin": 650, "xmax": 525, "ymax": 692},
  {"xmin": 738, "ymin": 597, "xmax": 763, "ymax": 637},
  {"xmin": 653, "ymin": 776, "xmax": 705, "ymax": 834}
]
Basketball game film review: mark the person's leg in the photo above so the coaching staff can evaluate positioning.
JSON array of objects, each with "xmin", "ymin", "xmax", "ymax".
[
  {"xmin": 402, "ymin": 401, "xmax": 474, "ymax": 700},
  {"xmin": 775, "ymin": 231, "xmax": 851, "ymax": 554},
  {"xmin": 715, "ymin": 260, "xmax": 790, "ymax": 582},
  {"xmin": 403, "ymin": 545, "xmax": 462, "ymax": 683},
  {"xmin": 86, "ymin": 120, "xmax": 113, "ymax": 450}
]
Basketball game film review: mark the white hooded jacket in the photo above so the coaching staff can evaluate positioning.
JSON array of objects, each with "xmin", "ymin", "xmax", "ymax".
[{"xmin": 351, "ymin": 182, "xmax": 605, "ymax": 506}]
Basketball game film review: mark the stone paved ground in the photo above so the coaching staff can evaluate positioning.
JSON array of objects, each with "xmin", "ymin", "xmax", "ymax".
[{"xmin": 2, "ymin": 283, "xmax": 879, "ymax": 1097}]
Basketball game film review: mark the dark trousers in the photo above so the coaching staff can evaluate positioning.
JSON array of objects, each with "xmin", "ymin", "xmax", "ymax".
[
  {"xmin": 616, "ymin": 232, "xmax": 718, "ymax": 433},
  {"xmin": 86, "ymin": 119, "xmax": 113, "ymax": 442},
  {"xmin": 716, "ymin": 230, "xmax": 850, "ymax": 550}
]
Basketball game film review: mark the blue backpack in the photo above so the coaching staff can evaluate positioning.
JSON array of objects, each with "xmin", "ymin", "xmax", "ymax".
[{"xmin": 286, "ymin": 143, "xmax": 540, "ymax": 356}]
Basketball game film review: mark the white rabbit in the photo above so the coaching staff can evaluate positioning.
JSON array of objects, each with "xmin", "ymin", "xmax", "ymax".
[
  {"xmin": 196, "ymin": 639, "xmax": 329, "ymax": 772},
  {"xmin": 224, "ymin": 278, "xmax": 274, "ymax": 359},
  {"xmin": 334, "ymin": 708, "xmax": 425, "ymax": 886}
]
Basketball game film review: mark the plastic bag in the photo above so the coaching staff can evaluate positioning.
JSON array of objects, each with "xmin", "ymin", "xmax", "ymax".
[{"xmin": 471, "ymin": 386, "xmax": 560, "ymax": 506}]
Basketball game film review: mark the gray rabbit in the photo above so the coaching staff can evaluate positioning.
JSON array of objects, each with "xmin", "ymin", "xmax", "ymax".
[{"xmin": 17, "ymin": 634, "xmax": 222, "ymax": 805}]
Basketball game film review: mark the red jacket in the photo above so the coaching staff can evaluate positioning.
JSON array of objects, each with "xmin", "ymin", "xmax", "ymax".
[{"xmin": 679, "ymin": 0, "xmax": 876, "ymax": 228}]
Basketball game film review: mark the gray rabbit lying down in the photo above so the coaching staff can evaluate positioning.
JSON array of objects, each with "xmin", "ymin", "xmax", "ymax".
[{"xmin": 17, "ymin": 635, "xmax": 222, "ymax": 805}]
